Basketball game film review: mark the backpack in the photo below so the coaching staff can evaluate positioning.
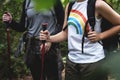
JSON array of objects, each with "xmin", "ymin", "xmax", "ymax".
[
  {"xmin": 15, "ymin": 0, "xmax": 64, "ymax": 57},
  {"xmin": 63, "ymin": 0, "xmax": 120, "ymax": 52}
]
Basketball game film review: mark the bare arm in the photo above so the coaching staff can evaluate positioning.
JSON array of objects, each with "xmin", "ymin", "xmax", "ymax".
[
  {"xmin": 88, "ymin": 0, "xmax": 120, "ymax": 42},
  {"xmin": 40, "ymin": 3, "xmax": 69, "ymax": 43},
  {"xmin": 50, "ymin": 30, "xmax": 67, "ymax": 42},
  {"xmin": 49, "ymin": 3, "xmax": 70, "ymax": 43},
  {"xmin": 97, "ymin": 0, "xmax": 120, "ymax": 37},
  {"xmin": 40, "ymin": 27, "xmax": 67, "ymax": 43}
]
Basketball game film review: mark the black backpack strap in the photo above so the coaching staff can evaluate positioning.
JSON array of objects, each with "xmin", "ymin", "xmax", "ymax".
[
  {"xmin": 81, "ymin": 0, "xmax": 96, "ymax": 53},
  {"xmin": 25, "ymin": 0, "xmax": 31, "ymax": 9},
  {"xmin": 87, "ymin": 0, "xmax": 96, "ymax": 31},
  {"xmin": 82, "ymin": 20, "xmax": 89, "ymax": 53},
  {"xmin": 67, "ymin": 1, "xmax": 75, "ymax": 19},
  {"xmin": 63, "ymin": 1, "xmax": 75, "ymax": 31}
]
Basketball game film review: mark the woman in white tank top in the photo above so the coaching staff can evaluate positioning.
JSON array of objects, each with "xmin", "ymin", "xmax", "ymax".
[{"xmin": 40, "ymin": 0, "xmax": 120, "ymax": 80}]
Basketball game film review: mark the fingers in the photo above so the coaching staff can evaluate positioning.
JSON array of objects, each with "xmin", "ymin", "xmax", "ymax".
[
  {"xmin": 2, "ymin": 12, "xmax": 12, "ymax": 23},
  {"xmin": 88, "ymin": 31, "xmax": 96, "ymax": 39},
  {"xmin": 40, "ymin": 30, "xmax": 51, "ymax": 54},
  {"xmin": 40, "ymin": 30, "xmax": 50, "ymax": 41},
  {"xmin": 88, "ymin": 31, "xmax": 98, "ymax": 42},
  {"xmin": 40, "ymin": 44, "xmax": 43, "ymax": 51},
  {"xmin": 40, "ymin": 42, "xmax": 51, "ymax": 53},
  {"xmin": 45, "ymin": 42, "xmax": 51, "ymax": 52}
]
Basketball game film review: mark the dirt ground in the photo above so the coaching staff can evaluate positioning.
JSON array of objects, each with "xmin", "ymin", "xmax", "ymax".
[
  {"xmin": 12, "ymin": 70, "xmax": 65, "ymax": 80},
  {"xmin": 12, "ymin": 75, "xmax": 32, "ymax": 80},
  {"xmin": 12, "ymin": 69, "xmax": 115, "ymax": 80}
]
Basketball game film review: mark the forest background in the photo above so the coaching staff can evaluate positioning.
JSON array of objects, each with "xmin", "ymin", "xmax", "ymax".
[{"xmin": 0, "ymin": 0, "xmax": 120, "ymax": 79}]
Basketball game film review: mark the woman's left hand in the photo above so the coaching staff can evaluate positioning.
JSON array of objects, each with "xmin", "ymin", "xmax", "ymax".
[
  {"xmin": 40, "ymin": 42, "xmax": 52, "ymax": 53},
  {"xmin": 87, "ymin": 31, "xmax": 101, "ymax": 42}
]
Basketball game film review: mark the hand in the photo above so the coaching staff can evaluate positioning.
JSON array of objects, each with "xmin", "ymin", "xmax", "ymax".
[
  {"xmin": 87, "ymin": 31, "xmax": 101, "ymax": 42},
  {"xmin": 40, "ymin": 42, "xmax": 52, "ymax": 53},
  {"xmin": 40, "ymin": 30, "xmax": 50, "ymax": 42},
  {"xmin": 2, "ymin": 12, "xmax": 12, "ymax": 23}
]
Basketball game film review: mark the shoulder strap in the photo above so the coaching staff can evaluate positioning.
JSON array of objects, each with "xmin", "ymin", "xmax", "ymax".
[
  {"xmin": 24, "ymin": 0, "xmax": 31, "ymax": 29},
  {"xmin": 25, "ymin": 0, "xmax": 31, "ymax": 9},
  {"xmin": 87, "ymin": 0, "xmax": 96, "ymax": 31},
  {"xmin": 63, "ymin": 1, "xmax": 75, "ymax": 31},
  {"xmin": 67, "ymin": 1, "xmax": 75, "ymax": 19},
  {"xmin": 82, "ymin": 0, "xmax": 97, "ymax": 53},
  {"xmin": 54, "ymin": 0, "xmax": 64, "ymax": 25}
]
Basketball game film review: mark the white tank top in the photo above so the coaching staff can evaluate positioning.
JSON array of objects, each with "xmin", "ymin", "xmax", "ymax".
[{"xmin": 67, "ymin": 0, "xmax": 105, "ymax": 63}]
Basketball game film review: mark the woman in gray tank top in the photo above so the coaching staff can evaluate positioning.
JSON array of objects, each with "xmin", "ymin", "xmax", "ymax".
[{"xmin": 2, "ymin": 0, "xmax": 64, "ymax": 80}]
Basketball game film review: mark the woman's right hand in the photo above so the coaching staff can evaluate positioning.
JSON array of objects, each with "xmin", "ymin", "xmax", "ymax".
[
  {"xmin": 2, "ymin": 12, "xmax": 12, "ymax": 23},
  {"xmin": 40, "ymin": 30, "xmax": 50, "ymax": 42}
]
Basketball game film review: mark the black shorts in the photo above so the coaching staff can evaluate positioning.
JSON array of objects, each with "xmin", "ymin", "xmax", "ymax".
[{"xmin": 24, "ymin": 39, "xmax": 64, "ymax": 80}]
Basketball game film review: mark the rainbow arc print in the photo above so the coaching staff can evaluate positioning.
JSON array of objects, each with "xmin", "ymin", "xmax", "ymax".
[{"xmin": 68, "ymin": 9, "xmax": 89, "ymax": 35}]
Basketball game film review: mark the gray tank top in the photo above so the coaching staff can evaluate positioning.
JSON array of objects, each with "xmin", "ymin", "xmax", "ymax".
[{"xmin": 25, "ymin": 0, "xmax": 57, "ymax": 38}]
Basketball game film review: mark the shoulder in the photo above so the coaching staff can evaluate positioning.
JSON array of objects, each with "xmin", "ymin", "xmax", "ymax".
[
  {"xmin": 64, "ymin": 3, "xmax": 70, "ymax": 13},
  {"xmin": 95, "ymin": 0, "xmax": 120, "ymax": 25},
  {"xmin": 95, "ymin": 0, "xmax": 108, "ymax": 10},
  {"xmin": 95, "ymin": 0, "xmax": 113, "ymax": 17}
]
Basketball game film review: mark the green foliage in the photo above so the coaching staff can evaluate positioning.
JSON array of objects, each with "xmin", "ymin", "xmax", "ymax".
[
  {"xmin": 60, "ymin": 41, "xmax": 68, "ymax": 63},
  {"xmin": 0, "ymin": 0, "xmax": 29, "ymax": 79},
  {"xmin": 0, "ymin": 0, "xmax": 120, "ymax": 79},
  {"xmin": 33, "ymin": 0, "xmax": 56, "ymax": 11},
  {"xmin": 61, "ymin": 0, "xmax": 69, "ymax": 8},
  {"xmin": 103, "ymin": 50, "xmax": 120, "ymax": 80},
  {"xmin": 107, "ymin": 0, "xmax": 120, "ymax": 13}
]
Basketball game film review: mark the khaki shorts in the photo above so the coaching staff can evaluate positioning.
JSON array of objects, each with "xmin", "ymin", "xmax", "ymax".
[{"xmin": 65, "ymin": 58, "xmax": 108, "ymax": 80}]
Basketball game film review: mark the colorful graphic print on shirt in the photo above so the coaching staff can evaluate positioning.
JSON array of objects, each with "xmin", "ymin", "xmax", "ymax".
[{"xmin": 68, "ymin": 9, "xmax": 90, "ymax": 35}]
